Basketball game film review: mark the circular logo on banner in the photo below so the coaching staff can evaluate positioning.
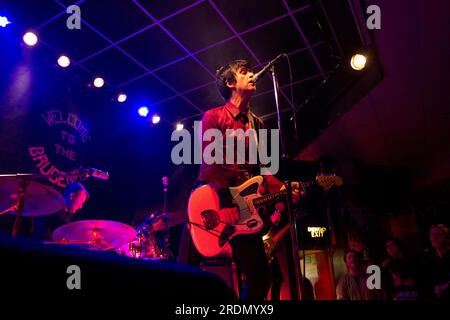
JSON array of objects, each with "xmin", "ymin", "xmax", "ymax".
[{"xmin": 27, "ymin": 109, "xmax": 91, "ymax": 188}]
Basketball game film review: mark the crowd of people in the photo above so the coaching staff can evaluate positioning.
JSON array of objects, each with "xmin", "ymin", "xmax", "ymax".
[{"xmin": 336, "ymin": 224, "xmax": 449, "ymax": 300}]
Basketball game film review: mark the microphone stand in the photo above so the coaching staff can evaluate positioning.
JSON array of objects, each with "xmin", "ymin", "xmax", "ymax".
[{"xmin": 270, "ymin": 66, "xmax": 304, "ymax": 300}]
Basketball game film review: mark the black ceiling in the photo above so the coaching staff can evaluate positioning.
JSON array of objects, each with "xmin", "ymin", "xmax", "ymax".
[{"xmin": 0, "ymin": 0, "xmax": 357, "ymax": 125}]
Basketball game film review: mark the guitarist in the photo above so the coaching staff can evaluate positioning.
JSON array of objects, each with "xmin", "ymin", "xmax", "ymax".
[{"xmin": 197, "ymin": 59, "xmax": 300, "ymax": 300}]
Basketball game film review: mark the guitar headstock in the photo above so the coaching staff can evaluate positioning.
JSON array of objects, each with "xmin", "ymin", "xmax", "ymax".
[{"xmin": 315, "ymin": 174, "xmax": 343, "ymax": 190}]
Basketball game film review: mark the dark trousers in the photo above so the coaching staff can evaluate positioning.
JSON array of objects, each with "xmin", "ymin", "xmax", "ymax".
[
  {"xmin": 230, "ymin": 233, "xmax": 271, "ymax": 300},
  {"xmin": 270, "ymin": 256, "xmax": 284, "ymax": 300}
]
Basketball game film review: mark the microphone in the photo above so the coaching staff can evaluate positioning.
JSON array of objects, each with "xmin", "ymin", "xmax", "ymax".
[
  {"xmin": 162, "ymin": 176, "xmax": 168, "ymax": 187},
  {"xmin": 84, "ymin": 168, "xmax": 109, "ymax": 181},
  {"xmin": 252, "ymin": 53, "xmax": 286, "ymax": 83}
]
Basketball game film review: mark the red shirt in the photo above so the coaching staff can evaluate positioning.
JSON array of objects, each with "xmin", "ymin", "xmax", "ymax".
[
  {"xmin": 198, "ymin": 101, "xmax": 265, "ymax": 191},
  {"xmin": 197, "ymin": 101, "xmax": 284, "ymax": 209}
]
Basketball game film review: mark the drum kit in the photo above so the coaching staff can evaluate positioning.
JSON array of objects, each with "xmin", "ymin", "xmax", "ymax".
[{"xmin": 0, "ymin": 173, "xmax": 185, "ymax": 260}]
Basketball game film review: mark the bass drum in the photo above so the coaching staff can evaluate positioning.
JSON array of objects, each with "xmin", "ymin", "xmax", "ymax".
[{"xmin": 116, "ymin": 232, "xmax": 164, "ymax": 260}]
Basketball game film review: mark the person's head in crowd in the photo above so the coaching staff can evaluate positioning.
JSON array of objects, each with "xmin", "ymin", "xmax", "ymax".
[
  {"xmin": 385, "ymin": 237, "xmax": 408, "ymax": 260},
  {"xmin": 347, "ymin": 230, "xmax": 368, "ymax": 253},
  {"xmin": 344, "ymin": 249, "xmax": 362, "ymax": 276},
  {"xmin": 63, "ymin": 182, "xmax": 89, "ymax": 214},
  {"xmin": 429, "ymin": 224, "xmax": 449, "ymax": 256}
]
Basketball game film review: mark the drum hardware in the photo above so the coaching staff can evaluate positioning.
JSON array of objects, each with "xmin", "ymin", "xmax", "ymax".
[
  {"xmin": 119, "ymin": 213, "xmax": 165, "ymax": 260},
  {"xmin": 117, "ymin": 208, "xmax": 186, "ymax": 260},
  {"xmin": 161, "ymin": 176, "xmax": 171, "ymax": 259},
  {"xmin": 51, "ymin": 220, "xmax": 136, "ymax": 251},
  {"xmin": 0, "ymin": 173, "xmax": 67, "ymax": 236},
  {"xmin": 0, "ymin": 170, "xmax": 108, "ymax": 236},
  {"xmin": 0, "ymin": 172, "xmax": 184, "ymax": 261}
]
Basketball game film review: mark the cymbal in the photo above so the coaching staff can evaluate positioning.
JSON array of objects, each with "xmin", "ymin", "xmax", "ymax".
[
  {"xmin": 0, "ymin": 177, "xmax": 65, "ymax": 216},
  {"xmin": 152, "ymin": 211, "xmax": 186, "ymax": 231},
  {"xmin": 52, "ymin": 220, "xmax": 136, "ymax": 251}
]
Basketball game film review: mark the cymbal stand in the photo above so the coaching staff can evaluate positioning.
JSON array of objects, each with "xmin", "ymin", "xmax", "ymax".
[
  {"xmin": 11, "ymin": 176, "xmax": 30, "ymax": 237},
  {"xmin": 0, "ymin": 171, "xmax": 101, "ymax": 237},
  {"xmin": 161, "ymin": 176, "xmax": 172, "ymax": 259}
]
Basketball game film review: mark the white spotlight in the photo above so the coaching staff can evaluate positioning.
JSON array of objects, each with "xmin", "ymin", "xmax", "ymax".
[
  {"xmin": 57, "ymin": 55, "xmax": 71, "ymax": 68},
  {"xmin": 117, "ymin": 93, "xmax": 127, "ymax": 103},
  {"xmin": 0, "ymin": 16, "xmax": 11, "ymax": 28},
  {"xmin": 138, "ymin": 106, "xmax": 149, "ymax": 117},
  {"xmin": 23, "ymin": 32, "xmax": 38, "ymax": 46},
  {"xmin": 350, "ymin": 54, "xmax": 367, "ymax": 71},
  {"xmin": 176, "ymin": 123, "xmax": 184, "ymax": 131},
  {"xmin": 152, "ymin": 115, "xmax": 161, "ymax": 124},
  {"xmin": 93, "ymin": 77, "xmax": 104, "ymax": 88}
]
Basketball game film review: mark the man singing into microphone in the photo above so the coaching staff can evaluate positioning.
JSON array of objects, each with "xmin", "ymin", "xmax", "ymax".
[{"xmin": 197, "ymin": 59, "xmax": 300, "ymax": 299}]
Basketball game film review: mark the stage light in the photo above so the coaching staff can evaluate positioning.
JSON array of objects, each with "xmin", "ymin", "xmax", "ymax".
[
  {"xmin": 57, "ymin": 55, "xmax": 70, "ymax": 68},
  {"xmin": 138, "ymin": 106, "xmax": 149, "ymax": 117},
  {"xmin": 23, "ymin": 32, "xmax": 38, "ymax": 46},
  {"xmin": 93, "ymin": 77, "xmax": 104, "ymax": 88},
  {"xmin": 0, "ymin": 16, "xmax": 11, "ymax": 27},
  {"xmin": 176, "ymin": 123, "xmax": 184, "ymax": 131},
  {"xmin": 152, "ymin": 114, "xmax": 161, "ymax": 124},
  {"xmin": 117, "ymin": 93, "xmax": 127, "ymax": 103},
  {"xmin": 350, "ymin": 54, "xmax": 367, "ymax": 71}
]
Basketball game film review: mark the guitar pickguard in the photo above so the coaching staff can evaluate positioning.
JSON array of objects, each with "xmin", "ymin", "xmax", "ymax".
[{"xmin": 238, "ymin": 182, "xmax": 260, "ymax": 197}]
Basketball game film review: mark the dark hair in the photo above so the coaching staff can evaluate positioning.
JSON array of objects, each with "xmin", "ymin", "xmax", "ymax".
[
  {"xmin": 385, "ymin": 237, "xmax": 408, "ymax": 256},
  {"xmin": 63, "ymin": 182, "xmax": 89, "ymax": 199},
  {"xmin": 343, "ymin": 249, "xmax": 360, "ymax": 263},
  {"xmin": 347, "ymin": 229, "xmax": 367, "ymax": 244},
  {"xmin": 216, "ymin": 59, "xmax": 252, "ymax": 101}
]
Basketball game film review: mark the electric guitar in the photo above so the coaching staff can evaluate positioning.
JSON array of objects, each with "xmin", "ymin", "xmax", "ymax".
[
  {"xmin": 263, "ymin": 175, "xmax": 343, "ymax": 262},
  {"xmin": 188, "ymin": 175, "xmax": 342, "ymax": 257}
]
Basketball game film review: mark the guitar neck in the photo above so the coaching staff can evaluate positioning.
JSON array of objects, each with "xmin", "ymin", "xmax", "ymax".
[
  {"xmin": 252, "ymin": 175, "xmax": 341, "ymax": 209},
  {"xmin": 252, "ymin": 181, "xmax": 313, "ymax": 209},
  {"xmin": 252, "ymin": 190, "xmax": 287, "ymax": 209}
]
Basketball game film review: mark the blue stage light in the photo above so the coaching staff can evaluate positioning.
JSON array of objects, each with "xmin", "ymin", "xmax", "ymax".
[
  {"xmin": 0, "ymin": 16, "xmax": 11, "ymax": 28},
  {"xmin": 138, "ymin": 106, "xmax": 149, "ymax": 117}
]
